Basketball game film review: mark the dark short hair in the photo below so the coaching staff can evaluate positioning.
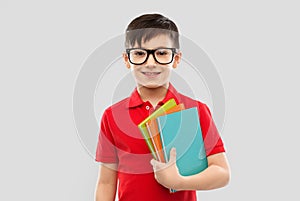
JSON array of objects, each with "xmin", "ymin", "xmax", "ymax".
[{"xmin": 125, "ymin": 13, "xmax": 179, "ymax": 49}]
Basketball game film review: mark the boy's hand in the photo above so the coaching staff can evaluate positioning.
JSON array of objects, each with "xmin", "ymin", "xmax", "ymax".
[{"xmin": 150, "ymin": 148, "xmax": 184, "ymax": 190}]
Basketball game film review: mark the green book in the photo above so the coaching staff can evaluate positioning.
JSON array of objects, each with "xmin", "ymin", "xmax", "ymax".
[
  {"xmin": 138, "ymin": 98, "xmax": 177, "ymax": 160},
  {"xmin": 156, "ymin": 107, "xmax": 208, "ymax": 177}
]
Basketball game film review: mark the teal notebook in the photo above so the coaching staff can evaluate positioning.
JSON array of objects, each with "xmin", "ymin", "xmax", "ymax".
[{"xmin": 156, "ymin": 107, "xmax": 208, "ymax": 177}]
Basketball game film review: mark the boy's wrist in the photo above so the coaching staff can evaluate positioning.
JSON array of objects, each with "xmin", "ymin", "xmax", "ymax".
[
  {"xmin": 175, "ymin": 174, "xmax": 200, "ymax": 191},
  {"xmin": 173, "ymin": 175, "xmax": 187, "ymax": 190}
]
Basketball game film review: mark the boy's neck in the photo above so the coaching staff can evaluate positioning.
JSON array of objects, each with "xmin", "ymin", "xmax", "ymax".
[{"xmin": 137, "ymin": 83, "xmax": 169, "ymax": 108}]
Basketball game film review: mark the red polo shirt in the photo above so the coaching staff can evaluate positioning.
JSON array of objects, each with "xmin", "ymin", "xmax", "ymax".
[{"xmin": 95, "ymin": 83, "xmax": 225, "ymax": 201}]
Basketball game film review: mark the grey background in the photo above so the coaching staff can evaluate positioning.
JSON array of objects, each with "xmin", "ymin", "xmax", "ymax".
[{"xmin": 1, "ymin": 0, "xmax": 299, "ymax": 200}]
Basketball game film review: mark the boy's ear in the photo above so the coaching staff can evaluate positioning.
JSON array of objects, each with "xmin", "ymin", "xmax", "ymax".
[
  {"xmin": 172, "ymin": 52, "xmax": 182, "ymax": 69},
  {"xmin": 122, "ymin": 52, "xmax": 131, "ymax": 69}
]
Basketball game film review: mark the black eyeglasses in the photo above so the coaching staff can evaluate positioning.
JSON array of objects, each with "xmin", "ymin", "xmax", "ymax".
[{"xmin": 126, "ymin": 48, "xmax": 178, "ymax": 65}]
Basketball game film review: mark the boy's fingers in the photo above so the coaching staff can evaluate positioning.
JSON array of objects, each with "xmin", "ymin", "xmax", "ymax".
[
  {"xmin": 150, "ymin": 159, "xmax": 157, "ymax": 166},
  {"xmin": 151, "ymin": 148, "xmax": 177, "ymax": 172},
  {"xmin": 150, "ymin": 159, "xmax": 164, "ymax": 171}
]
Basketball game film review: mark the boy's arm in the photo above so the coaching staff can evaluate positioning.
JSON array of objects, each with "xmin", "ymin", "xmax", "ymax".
[
  {"xmin": 95, "ymin": 163, "xmax": 118, "ymax": 201},
  {"xmin": 150, "ymin": 149, "xmax": 230, "ymax": 191}
]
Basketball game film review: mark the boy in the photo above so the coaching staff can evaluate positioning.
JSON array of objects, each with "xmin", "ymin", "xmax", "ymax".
[{"xmin": 95, "ymin": 13, "xmax": 230, "ymax": 201}]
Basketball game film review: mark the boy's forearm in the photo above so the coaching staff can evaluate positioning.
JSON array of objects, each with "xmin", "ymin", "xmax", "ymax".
[
  {"xmin": 178, "ymin": 164, "xmax": 230, "ymax": 190},
  {"xmin": 95, "ymin": 182, "xmax": 117, "ymax": 201},
  {"xmin": 151, "ymin": 150, "xmax": 230, "ymax": 191}
]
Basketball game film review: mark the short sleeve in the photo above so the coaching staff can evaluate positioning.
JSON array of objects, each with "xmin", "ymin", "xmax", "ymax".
[
  {"xmin": 95, "ymin": 109, "xmax": 118, "ymax": 163},
  {"xmin": 198, "ymin": 102, "xmax": 225, "ymax": 156}
]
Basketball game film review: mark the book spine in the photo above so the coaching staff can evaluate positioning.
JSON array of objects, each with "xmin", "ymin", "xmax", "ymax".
[{"xmin": 146, "ymin": 122, "xmax": 160, "ymax": 161}]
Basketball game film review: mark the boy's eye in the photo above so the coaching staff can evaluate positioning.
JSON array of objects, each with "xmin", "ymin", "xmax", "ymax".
[
  {"xmin": 156, "ymin": 49, "xmax": 171, "ymax": 56},
  {"xmin": 133, "ymin": 50, "xmax": 146, "ymax": 56}
]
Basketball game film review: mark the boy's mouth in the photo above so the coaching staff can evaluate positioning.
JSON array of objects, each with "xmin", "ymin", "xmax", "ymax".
[{"xmin": 142, "ymin": 72, "xmax": 161, "ymax": 77}]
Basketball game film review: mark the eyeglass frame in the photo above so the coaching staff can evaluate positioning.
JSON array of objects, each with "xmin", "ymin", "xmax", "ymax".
[{"xmin": 125, "ymin": 47, "xmax": 179, "ymax": 65}]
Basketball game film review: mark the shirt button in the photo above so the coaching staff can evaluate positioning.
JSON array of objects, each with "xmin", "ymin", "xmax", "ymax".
[{"xmin": 146, "ymin": 106, "xmax": 150, "ymax": 110}]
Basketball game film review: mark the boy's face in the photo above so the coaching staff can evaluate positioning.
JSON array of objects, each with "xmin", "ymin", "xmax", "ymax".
[{"xmin": 123, "ymin": 34, "xmax": 181, "ymax": 89}]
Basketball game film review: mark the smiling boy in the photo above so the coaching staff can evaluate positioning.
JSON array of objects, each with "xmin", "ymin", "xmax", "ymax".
[{"xmin": 95, "ymin": 13, "xmax": 230, "ymax": 201}]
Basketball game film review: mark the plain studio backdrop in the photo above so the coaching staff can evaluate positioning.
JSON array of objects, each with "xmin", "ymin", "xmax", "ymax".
[{"xmin": 0, "ymin": 0, "xmax": 299, "ymax": 200}]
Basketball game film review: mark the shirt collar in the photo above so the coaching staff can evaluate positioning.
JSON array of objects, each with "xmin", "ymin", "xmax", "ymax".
[{"xmin": 127, "ymin": 83, "xmax": 181, "ymax": 108}]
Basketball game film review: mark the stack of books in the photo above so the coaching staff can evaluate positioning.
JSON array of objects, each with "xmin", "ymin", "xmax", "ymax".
[{"xmin": 138, "ymin": 98, "xmax": 208, "ymax": 191}]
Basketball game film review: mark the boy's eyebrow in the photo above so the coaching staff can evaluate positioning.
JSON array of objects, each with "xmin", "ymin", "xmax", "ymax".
[{"xmin": 132, "ymin": 46, "xmax": 174, "ymax": 49}]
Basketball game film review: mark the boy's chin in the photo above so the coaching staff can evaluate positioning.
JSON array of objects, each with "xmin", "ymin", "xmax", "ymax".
[
  {"xmin": 144, "ymin": 84, "xmax": 159, "ymax": 89},
  {"xmin": 140, "ymin": 82, "xmax": 168, "ymax": 89}
]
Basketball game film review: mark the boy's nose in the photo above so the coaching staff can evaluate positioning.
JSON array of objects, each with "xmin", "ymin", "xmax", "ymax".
[{"xmin": 145, "ymin": 54, "xmax": 156, "ymax": 65}]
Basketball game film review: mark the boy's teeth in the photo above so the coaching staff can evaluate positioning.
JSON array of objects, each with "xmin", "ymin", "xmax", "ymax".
[{"xmin": 144, "ymin": 72, "xmax": 159, "ymax": 75}]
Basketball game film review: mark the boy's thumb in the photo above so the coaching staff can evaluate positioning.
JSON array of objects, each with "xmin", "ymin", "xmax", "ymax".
[{"xmin": 169, "ymin": 147, "xmax": 177, "ymax": 163}]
